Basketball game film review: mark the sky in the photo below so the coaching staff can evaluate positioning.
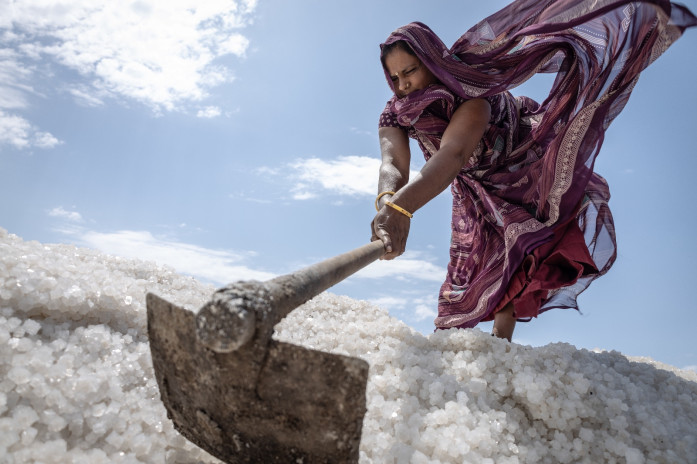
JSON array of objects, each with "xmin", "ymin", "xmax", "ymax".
[{"xmin": 2, "ymin": 0, "xmax": 696, "ymax": 371}]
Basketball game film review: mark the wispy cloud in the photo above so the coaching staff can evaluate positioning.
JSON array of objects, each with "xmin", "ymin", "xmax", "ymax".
[
  {"xmin": 369, "ymin": 293, "xmax": 439, "ymax": 323},
  {"xmin": 0, "ymin": 110, "xmax": 63, "ymax": 150},
  {"xmin": 79, "ymin": 229, "xmax": 275, "ymax": 284},
  {"xmin": 356, "ymin": 250, "xmax": 446, "ymax": 322},
  {"xmin": 289, "ymin": 156, "xmax": 380, "ymax": 199},
  {"xmin": 280, "ymin": 156, "xmax": 421, "ymax": 200},
  {"xmin": 69, "ymin": 87, "xmax": 106, "ymax": 108},
  {"xmin": 413, "ymin": 303, "xmax": 438, "ymax": 321},
  {"xmin": 0, "ymin": 51, "xmax": 33, "ymax": 110},
  {"xmin": 1, "ymin": 0, "xmax": 257, "ymax": 149},
  {"xmin": 46, "ymin": 206, "xmax": 275, "ymax": 285},
  {"xmin": 48, "ymin": 206, "xmax": 83, "ymax": 222},
  {"xmin": 354, "ymin": 250, "xmax": 446, "ymax": 282},
  {"xmin": 349, "ymin": 126, "xmax": 372, "ymax": 137},
  {"xmin": 197, "ymin": 106, "xmax": 222, "ymax": 118},
  {"xmin": 68, "ymin": 228, "xmax": 275, "ymax": 285}
]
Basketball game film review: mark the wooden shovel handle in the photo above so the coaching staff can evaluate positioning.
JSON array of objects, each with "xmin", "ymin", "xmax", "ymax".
[{"xmin": 195, "ymin": 240, "xmax": 386, "ymax": 352}]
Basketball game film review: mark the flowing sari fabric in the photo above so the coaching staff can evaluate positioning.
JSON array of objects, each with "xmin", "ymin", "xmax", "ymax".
[{"xmin": 379, "ymin": 0, "xmax": 696, "ymax": 329}]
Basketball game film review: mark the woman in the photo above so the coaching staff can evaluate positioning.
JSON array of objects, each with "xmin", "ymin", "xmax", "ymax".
[{"xmin": 371, "ymin": 0, "xmax": 696, "ymax": 341}]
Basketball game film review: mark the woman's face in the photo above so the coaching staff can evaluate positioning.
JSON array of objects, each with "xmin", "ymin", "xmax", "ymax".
[{"xmin": 384, "ymin": 48, "xmax": 437, "ymax": 98}]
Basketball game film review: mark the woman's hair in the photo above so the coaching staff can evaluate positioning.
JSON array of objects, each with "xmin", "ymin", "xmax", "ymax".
[{"xmin": 380, "ymin": 40, "xmax": 417, "ymax": 68}]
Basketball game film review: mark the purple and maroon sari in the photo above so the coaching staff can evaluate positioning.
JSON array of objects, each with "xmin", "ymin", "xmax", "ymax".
[{"xmin": 378, "ymin": 0, "xmax": 696, "ymax": 329}]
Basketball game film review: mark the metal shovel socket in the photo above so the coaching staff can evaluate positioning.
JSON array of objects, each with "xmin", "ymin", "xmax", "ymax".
[
  {"xmin": 147, "ymin": 240, "xmax": 385, "ymax": 463},
  {"xmin": 195, "ymin": 239, "xmax": 386, "ymax": 353}
]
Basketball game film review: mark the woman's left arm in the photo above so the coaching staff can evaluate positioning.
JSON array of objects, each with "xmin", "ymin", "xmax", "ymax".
[{"xmin": 373, "ymin": 98, "xmax": 491, "ymax": 260}]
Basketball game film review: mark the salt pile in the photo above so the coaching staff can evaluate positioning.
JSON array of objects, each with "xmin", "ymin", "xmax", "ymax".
[{"xmin": 1, "ymin": 228, "xmax": 696, "ymax": 463}]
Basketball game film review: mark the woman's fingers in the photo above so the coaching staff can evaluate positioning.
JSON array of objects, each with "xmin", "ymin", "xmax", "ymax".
[
  {"xmin": 375, "ymin": 227, "xmax": 393, "ymax": 254},
  {"xmin": 371, "ymin": 208, "xmax": 410, "ymax": 260}
]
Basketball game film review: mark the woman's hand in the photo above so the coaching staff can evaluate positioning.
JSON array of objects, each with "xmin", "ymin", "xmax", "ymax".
[{"xmin": 371, "ymin": 205, "xmax": 411, "ymax": 260}]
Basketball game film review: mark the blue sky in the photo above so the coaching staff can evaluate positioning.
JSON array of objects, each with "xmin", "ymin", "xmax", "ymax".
[{"xmin": 2, "ymin": 0, "xmax": 696, "ymax": 371}]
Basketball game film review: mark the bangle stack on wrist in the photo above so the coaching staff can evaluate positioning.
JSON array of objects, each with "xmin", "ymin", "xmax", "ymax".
[
  {"xmin": 375, "ymin": 191, "xmax": 413, "ymax": 218},
  {"xmin": 384, "ymin": 201, "xmax": 413, "ymax": 218},
  {"xmin": 374, "ymin": 191, "xmax": 396, "ymax": 211}
]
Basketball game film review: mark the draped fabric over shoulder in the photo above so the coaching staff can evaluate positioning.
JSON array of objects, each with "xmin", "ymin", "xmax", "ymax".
[{"xmin": 378, "ymin": 0, "xmax": 696, "ymax": 329}]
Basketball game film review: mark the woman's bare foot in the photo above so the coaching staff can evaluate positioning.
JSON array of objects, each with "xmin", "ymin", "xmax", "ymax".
[{"xmin": 492, "ymin": 302, "xmax": 516, "ymax": 342}]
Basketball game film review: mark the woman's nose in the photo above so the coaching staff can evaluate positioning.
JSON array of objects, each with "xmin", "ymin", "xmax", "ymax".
[{"xmin": 398, "ymin": 79, "xmax": 409, "ymax": 92}]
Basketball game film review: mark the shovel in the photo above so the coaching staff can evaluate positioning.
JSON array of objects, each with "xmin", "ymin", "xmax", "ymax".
[{"xmin": 147, "ymin": 240, "xmax": 385, "ymax": 463}]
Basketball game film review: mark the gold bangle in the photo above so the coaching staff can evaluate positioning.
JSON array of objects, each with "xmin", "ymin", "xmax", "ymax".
[
  {"xmin": 385, "ymin": 201, "xmax": 413, "ymax": 218},
  {"xmin": 375, "ymin": 191, "xmax": 396, "ymax": 211}
]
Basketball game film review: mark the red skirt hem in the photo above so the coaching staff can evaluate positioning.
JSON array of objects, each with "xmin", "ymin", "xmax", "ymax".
[{"xmin": 483, "ymin": 214, "xmax": 598, "ymax": 321}]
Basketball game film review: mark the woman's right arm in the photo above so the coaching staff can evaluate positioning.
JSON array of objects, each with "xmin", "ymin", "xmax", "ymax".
[
  {"xmin": 376, "ymin": 126, "xmax": 411, "ymax": 209},
  {"xmin": 371, "ymin": 126, "xmax": 411, "ymax": 256}
]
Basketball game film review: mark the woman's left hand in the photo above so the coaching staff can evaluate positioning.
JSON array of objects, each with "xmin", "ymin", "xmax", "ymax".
[{"xmin": 371, "ymin": 205, "xmax": 411, "ymax": 260}]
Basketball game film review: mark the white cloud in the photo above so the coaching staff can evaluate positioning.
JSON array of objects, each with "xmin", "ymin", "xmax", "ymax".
[
  {"xmin": 292, "ymin": 189, "xmax": 316, "ymax": 201},
  {"xmin": 0, "ymin": 50, "xmax": 33, "ymax": 110},
  {"xmin": 369, "ymin": 296, "xmax": 410, "ymax": 309},
  {"xmin": 48, "ymin": 206, "xmax": 83, "ymax": 222},
  {"xmin": 349, "ymin": 126, "xmax": 372, "ymax": 136},
  {"xmin": 353, "ymin": 250, "xmax": 445, "ymax": 323},
  {"xmin": 197, "ymin": 106, "xmax": 222, "ymax": 118},
  {"xmin": 69, "ymin": 87, "xmax": 105, "ymax": 107},
  {"xmin": 0, "ymin": 110, "xmax": 62, "ymax": 149},
  {"xmin": 60, "ymin": 228, "xmax": 275, "ymax": 285},
  {"xmin": 354, "ymin": 250, "xmax": 446, "ymax": 282},
  {"xmin": 0, "ymin": 111, "xmax": 31, "ymax": 149},
  {"xmin": 1, "ymin": 0, "xmax": 257, "ymax": 118},
  {"xmin": 285, "ymin": 156, "xmax": 422, "ymax": 200},
  {"xmin": 368, "ymin": 294, "xmax": 438, "ymax": 323},
  {"xmin": 290, "ymin": 156, "xmax": 380, "ymax": 197},
  {"xmin": 34, "ymin": 131, "xmax": 62, "ymax": 148},
  {"xmin": 0, "ymin": 84, "xmax": 29, "ymax": 110},
  {"xmin": 413, "ymin": 303, "xmax": 437, "ymax": 321}
]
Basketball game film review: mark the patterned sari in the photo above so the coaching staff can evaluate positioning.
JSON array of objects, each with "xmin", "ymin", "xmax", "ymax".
[{"xmin": 378, "ymin": 0, "xmax": 696, "ymax": 328}]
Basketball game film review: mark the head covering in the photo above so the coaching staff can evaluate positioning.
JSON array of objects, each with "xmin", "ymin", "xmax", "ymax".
[{"xmin": 381, "ymin": 0, "xmax": 696, "ymax": 140}]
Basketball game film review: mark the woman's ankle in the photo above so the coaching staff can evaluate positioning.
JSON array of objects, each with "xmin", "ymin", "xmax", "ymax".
[{"xmin": 492, "ymin": 303, "xmax": 516, "ymax": 341}]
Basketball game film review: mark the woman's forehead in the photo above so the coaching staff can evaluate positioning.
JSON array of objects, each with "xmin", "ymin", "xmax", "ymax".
[{"xmin": 385, "ymin": 49, "xmax": 419, "ymax": 71}]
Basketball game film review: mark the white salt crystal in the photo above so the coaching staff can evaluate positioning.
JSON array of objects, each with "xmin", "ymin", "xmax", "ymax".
[
  {"xmin": 21, "ymin": 318, "xmax": 41, "ymax": 336},
  {"xmin": 20, "ymin": 425, "xmax": 38, "ymax": 446},
  {"xmin": 11, "ymin": 337, "xmax": 33, "ymax": 352},
  {"xmin": 468, "ymin": 377, "xmax": 487, "ymax": 394},
  {"xmin": 12, "ymin": 404, "xmax": 39, "ymax": 428},
  {"xmin": 7, "ymin": 316, "xmax": 21, "ymax": 332},
  {"xmin": 42, "ymin": 409, "xmax": 68, "ymax": 432},
  {"xmin": 0, "ymin": 417, "xmax": 20, "ymax": 448},
  {"xmin": 7, "ymin": 366, "xmax": 31, "ymax": 385},
  {"xmin": 105, "ymin": 430, "xmax": 125, "ymax": 449},
  {"xmin": 625, "ymin": 446, "xmax": 645, "ymax": 464}
]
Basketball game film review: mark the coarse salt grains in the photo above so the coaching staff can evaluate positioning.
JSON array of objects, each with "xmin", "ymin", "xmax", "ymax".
[{"xmin": 2, "ymin": 227, "xmax": 697, "ymax": 463}]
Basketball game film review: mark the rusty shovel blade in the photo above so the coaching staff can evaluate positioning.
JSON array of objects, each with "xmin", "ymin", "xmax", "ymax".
[
  {"xmin": 147, "ymin": 293, "xmax": 369, "ymax": 463},
  {"xmin": 147, "ymin": 241, "xmax": 385, "ymax": 463}
]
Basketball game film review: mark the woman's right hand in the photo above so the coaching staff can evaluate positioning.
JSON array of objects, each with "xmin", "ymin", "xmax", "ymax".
[{"xmin": 371, "ymin": 204, "xmax": 411, "ymax": 260}]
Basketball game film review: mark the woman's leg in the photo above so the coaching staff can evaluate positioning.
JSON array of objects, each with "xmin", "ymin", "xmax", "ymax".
[{"xmin": 492, "ymin": 302, "xmax": 516, "ymax": 341}]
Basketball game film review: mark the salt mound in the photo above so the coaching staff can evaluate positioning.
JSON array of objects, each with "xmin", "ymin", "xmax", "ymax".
[{"xmin": 1, "ymin": 228, "xmax": 696, "ymax": 463}]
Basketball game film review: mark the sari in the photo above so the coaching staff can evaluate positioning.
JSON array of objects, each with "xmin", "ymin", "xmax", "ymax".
[{"xmin": 378, "ymin": 0, "xmax": 696, "ymax": 329}]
